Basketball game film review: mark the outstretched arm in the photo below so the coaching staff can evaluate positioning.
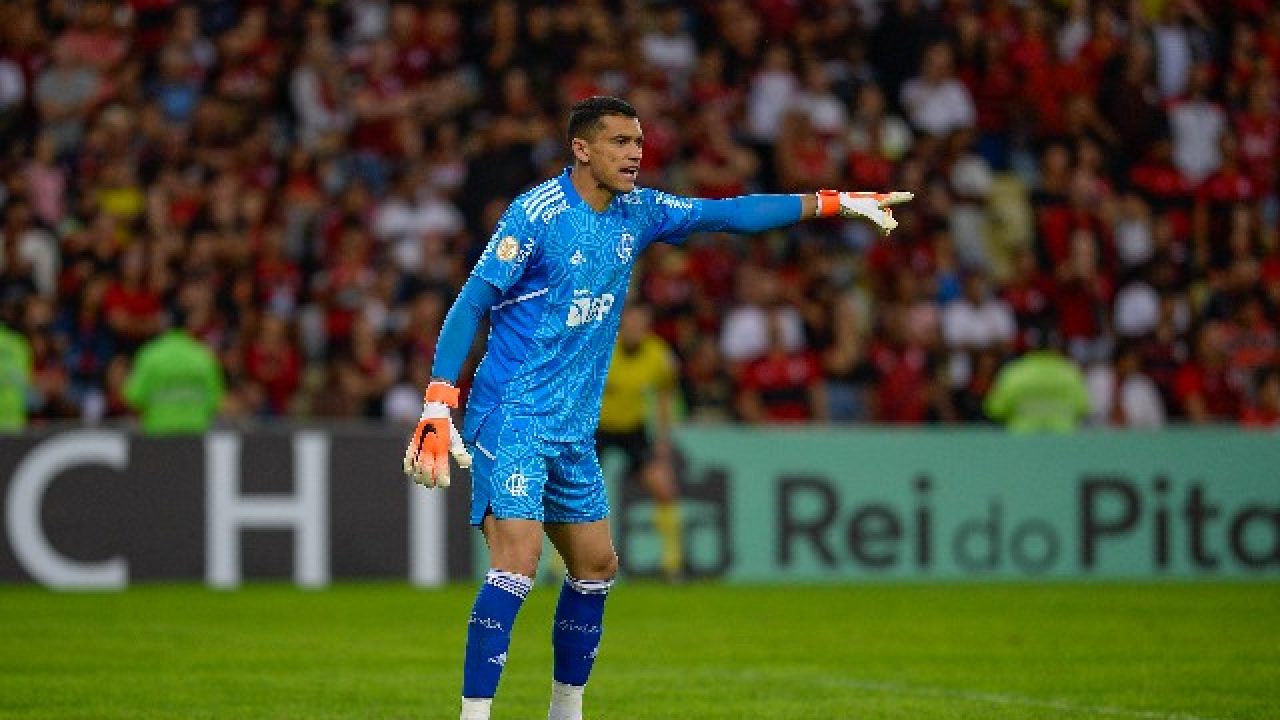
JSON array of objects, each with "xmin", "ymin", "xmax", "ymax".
[{"xmin": 660, "ymin": 191, "xmax": 912, "ymax": 241}]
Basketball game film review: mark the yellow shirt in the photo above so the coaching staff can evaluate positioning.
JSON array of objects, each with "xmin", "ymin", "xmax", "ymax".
[{"xmin": 598, "ymin": 334, "xmax": 677, "ymax": 433}]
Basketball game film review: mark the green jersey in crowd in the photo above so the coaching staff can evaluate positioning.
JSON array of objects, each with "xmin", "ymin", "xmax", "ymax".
[
  {"xmin": 0, "ymin": 324, "xmax": 33, "ymax": 430},
  {"xmin": 983, "ymin": 350, "xmax": 1089, "ymax": 434},
  {"xmin": 124, "ymin": 329, "xmax": 225, "ymax": 434}
]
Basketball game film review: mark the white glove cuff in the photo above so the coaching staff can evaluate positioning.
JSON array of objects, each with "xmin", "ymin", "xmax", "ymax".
[{"xmin": 421, "ymin": 401, "xmax": 452, "ymax": 420}]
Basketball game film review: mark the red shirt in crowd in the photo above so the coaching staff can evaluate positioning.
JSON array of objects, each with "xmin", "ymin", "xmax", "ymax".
[
  {"xmin": 1129, "ymin": 158, "xmax": 1194, "ymax": 205},
  {"xmin": 1196, "ymin": 167, "xmax": 1257, "ymax": 206},
  {"xmin": 1055, "ymin": 273, "xmax": 1114, "ymax": 343},
  {"xmin": 1036, "ymin": 207, "xmax": 1112, "ymax": 269},
  {"xmin": 740, "ymin": 351, "xmax": 822, "ymax": 423},
  {"xmin": 1173, "ymin": 362, "xmax": 1243, "ymax": 421},
  {"xmin": 1234, "ymin": 111, "xmax": 1279, "ymax": 195},
  {"xmin": 1239, "ymin": 405, "xmax": 1279, "ymax": 429},
  {"xmin": 869, "ymin": 340, "xmax": 933, "ymax": 424},
  {"xmin": 351, "ymin": 73, "xmax": 407, "ymax": 156},
  {"xmin": 103, "ymin": 282, "xmax": 163, "ymax": 339}
]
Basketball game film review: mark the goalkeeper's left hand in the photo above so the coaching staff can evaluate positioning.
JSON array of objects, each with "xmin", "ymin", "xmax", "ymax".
[
  {"xmin": 815, "ymin": 190, "xmax": 914, "ymax": 235},
  {"xmin": 403, "ymin": 380, "xmax": 472, "ymax": 488}
]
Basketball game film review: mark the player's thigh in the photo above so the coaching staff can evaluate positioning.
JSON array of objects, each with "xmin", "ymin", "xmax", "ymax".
[
  {"xmin": 544, "ymin": 441, "xmax": 616, "ymax": 579},
  {"xmin": 545, "ymin": 519, "xmax": 617, "ymax": 580},
  {"xmin": 543, "ymin": 439, "xmax": 610, "ymax": 525},
  {"xmin": 468, "ymin": 413, "xmax": 550, "ymax": 525}
]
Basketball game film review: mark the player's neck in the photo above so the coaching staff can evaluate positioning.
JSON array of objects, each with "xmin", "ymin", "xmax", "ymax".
[{"xmin": 570, "ymin": 165, "xmax": 616, "ymax": 212}]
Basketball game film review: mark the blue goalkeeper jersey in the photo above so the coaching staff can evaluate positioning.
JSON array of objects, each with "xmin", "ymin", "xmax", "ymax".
[{"xmin": 461, "ymin": 168, "xmax": 706, "ymax": 443}]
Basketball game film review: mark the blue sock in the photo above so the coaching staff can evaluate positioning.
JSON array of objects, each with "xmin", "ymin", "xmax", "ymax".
[
  {"xmin": 552, "ymin": 574, "xmax": 612, "ymax": 687},
  {"xmin": 462, "ymin": 569, "xmax": 533, "ymax": 699}
]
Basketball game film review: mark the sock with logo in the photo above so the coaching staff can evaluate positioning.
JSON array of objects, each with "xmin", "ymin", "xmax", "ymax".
[
  {"xmin": 548, "ymin": 574, "xmax": 611, "ymax": 719},
  {"xmin": 653, "ymin": 501, "xmax": 684, "ymax": 580},
  {"xmin": 462, "ymin": 569, "xmax": 533, "ymax": 710}
]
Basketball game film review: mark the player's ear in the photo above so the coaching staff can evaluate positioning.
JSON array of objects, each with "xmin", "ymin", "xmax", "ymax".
[{"xmin": 571, "ymin": 136, "xmax": 590, "ymax": 164}]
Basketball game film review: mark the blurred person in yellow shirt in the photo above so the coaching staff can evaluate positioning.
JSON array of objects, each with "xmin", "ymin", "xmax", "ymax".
[
  {"xmin": 596, "ymin": 303, "xmax": 683, "ymax": 581},
  {"xmin": 0, "ymin": 319, "xmax": 33, "ymax": 430}
]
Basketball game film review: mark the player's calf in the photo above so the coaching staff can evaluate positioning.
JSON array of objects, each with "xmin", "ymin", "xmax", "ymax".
[
  {"xmin": 548, "ymin": 574, "xmax": 614, "ymax": 720},
  {"xmin": 461, "ymin": 569, "xmax": 535, "ymax": 720}
]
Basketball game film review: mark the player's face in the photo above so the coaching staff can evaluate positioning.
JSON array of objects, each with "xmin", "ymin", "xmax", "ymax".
[
  {"xmin": 583, "ymin": 115, "xmax": 644, "ymax": 194},
  {"xmin": 620, "ymin": 305, "xmax": 651, "ymax": 346}
]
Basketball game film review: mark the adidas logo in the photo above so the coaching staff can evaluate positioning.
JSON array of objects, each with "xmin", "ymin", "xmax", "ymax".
[
  {"xmin": 488, "ymin": 652, "xmax": 507, "ymax": 667},
  {"xmin": 570, "ymin": 249, "xmax": 585, "ymax": 265}
]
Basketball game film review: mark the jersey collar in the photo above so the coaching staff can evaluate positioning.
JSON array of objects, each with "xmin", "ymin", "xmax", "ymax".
[
  {"xmin": 558, "ymin": 167, "xmax": 580, "ymax": 207},
  {"xmin": 559, "ymin": 166, "xmax": 631, "ymax": 213}
]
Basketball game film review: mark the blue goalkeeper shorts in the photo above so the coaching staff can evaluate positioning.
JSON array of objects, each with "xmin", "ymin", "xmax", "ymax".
[{"xmin": 466, "ymin": 411, "xmax": 609, "ymax": 526}]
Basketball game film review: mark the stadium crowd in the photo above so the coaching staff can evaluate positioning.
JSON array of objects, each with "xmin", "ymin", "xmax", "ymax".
[{"xmin": 0, "ymin": 0, "xmax": 1278, "ymax": 429}]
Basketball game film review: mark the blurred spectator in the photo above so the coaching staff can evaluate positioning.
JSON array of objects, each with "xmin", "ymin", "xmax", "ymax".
[
  {"xmin": 243, "ymin": 313, "xmax": 302, "ymax": 417},
  {"xmin": 0, "ymin": 0, "xmax": 1272, "ymax": 431},
  {"xmin": 984, "ymin": 340, "xmax": 1090, "ymax": 433},
  {"xmin": 1175, "ymin": 324, "xmax": 1245, "ymax": 424},
  {"xmin": 0, "ymin": 53, "xmax": 24, "ymax": 147},
  {"xmin": 737, "ymin": 309, "xmax": 826, "ymax": 424},
  {"xmin": 1113, "ymin": 268, "xmax": 1161, "ymax": 339},
  {"xmin": 1168, "ymin": 63, "xmax": 1226, "ymax": 185},
  {"xmin": 681, "ymin": 337, "xmax": 733, "ymax": 424},
  {"xmin": 373, "ymin": 165, "xmax": 464, "ymax": 276},
  {"xmin": 1151, "ymin": 1, "xmax": 1207, "ymax": 101},
  {"xmin": 812, "ymin": 281, "xmax": 872, "ymax": 424},
  {"xmin": 0, "ymin": 318, "xmax": 32, "ymax": 430},
  {"xmin": 942, "ymin": 270, "xmax": 1015, "ymax": 406},
  {"xmin": 869, "ymin": 302, "xmax": 940, "ymax": 425},
  {"xmin": 123, "ymin": 313, "xmax": 225, "ymax": 434},
  {"xmin": 103, "ymin": 245, "xmax": 164, "ymax": 352},
  {"xmin": 745, "ymin": 44, "xmax": 799, "ymax": 172},
  {"xmin": 1086, "ymin": 342, "xmax": 1167, "ymax": 429},
  {"xmin": 290, "ymin": 37, "xmax": 354, "ymax": 151},
  {"xmin": 685, "ymin": 107, "xmax": 758, "ymax": 199},
  {"xmin": 1240, "ymin": 367, "xmax": 1280, "ymax": 429},
  {"xmin": 642, "ymin": 2, "xmax": 696, "ymax": 99},
  {"xmin": 847, "ymin": 84, "xmax": 913, "ymax": 190},
  {"xmin": 900, "ymin": 42, "xmax": 975, "ymax": 138},
  {"xmin": 34, "ymin": 38, "xmax": 102, "ymax": 157},
  {"xmin": 1, "ymin": 199, "xmax": 58, "ymax": 297},
  {"xmin": 720, "ymin": 265, "xmax": 804, "ymax": 369},
  {"xmin": 24, "ymin": 134, "xmax": 67, "ymax": 230}
]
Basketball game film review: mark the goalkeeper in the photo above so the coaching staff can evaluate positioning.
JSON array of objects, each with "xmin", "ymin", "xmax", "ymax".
[{"xmin": 403, "ymin": 95, "xmax": 909, "ymax": 720}]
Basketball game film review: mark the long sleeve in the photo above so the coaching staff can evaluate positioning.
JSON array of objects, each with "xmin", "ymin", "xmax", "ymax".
[
  {"xmin": 650, "ymin": 193, "xmax": 805, "ymax": 244},
  {"xmin": 431, "ymin": 275, "xmax": 502, "ymax": 384},
  {"xmin": 689, "ymin": 195, "xmax": 805, "ymax": 234}
]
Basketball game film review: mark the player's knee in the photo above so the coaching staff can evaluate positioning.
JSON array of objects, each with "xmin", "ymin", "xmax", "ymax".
[
  {"xmin": 646, "ymin": 469, "xmax": 679, "ymax": 502},
  {"xmin": 491, "ymin": 544, "xmax": 542, "ymax": 577},
  {"xmin": 569, "ymin": 550, "xmax": 618, "ymax": 581},
  {"xmin": 487, "ymin": 523, "xmax": 545, "ymax": 576},
  {"xmin": 593, "ymin": 551, "xmax": 620, "ymax": 580},
  {"xmin": 651, "ymin": 480, "xmax": 678, "ymax": 503}
]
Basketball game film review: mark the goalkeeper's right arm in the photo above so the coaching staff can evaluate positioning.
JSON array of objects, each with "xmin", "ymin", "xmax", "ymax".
[
  {"xmin": 403, "ymin": 276, "xmax": 501, "ymax": 488},
  {"xmin": 431, "ymin": 276, "xmax": 501, "ymax": 384}
]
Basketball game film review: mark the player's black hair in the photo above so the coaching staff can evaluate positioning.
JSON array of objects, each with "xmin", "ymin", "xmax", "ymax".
[{"xmin": 566, "ymin": 96, "xmax": 638, "ymax": 144}]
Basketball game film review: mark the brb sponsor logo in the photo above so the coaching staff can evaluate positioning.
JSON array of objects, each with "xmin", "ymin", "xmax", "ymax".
[{"xmin": 566, "ymin": 290, "xmax": 615, "ymax": 328}]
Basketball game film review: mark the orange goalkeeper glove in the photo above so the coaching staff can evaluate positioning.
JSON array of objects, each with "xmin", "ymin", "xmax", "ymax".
[
  {"xmin": 815, "ymin": 190, "xmax": 914, "ymax": 235},
  {"xmin": 403, "ymin": 381, "xmax": 473, "ymax": 488}
]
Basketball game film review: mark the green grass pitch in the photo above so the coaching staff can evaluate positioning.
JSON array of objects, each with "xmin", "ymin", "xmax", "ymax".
[{"xmin": 1, "ymin": 582, "xmax": 1277, "ymax": 719}]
